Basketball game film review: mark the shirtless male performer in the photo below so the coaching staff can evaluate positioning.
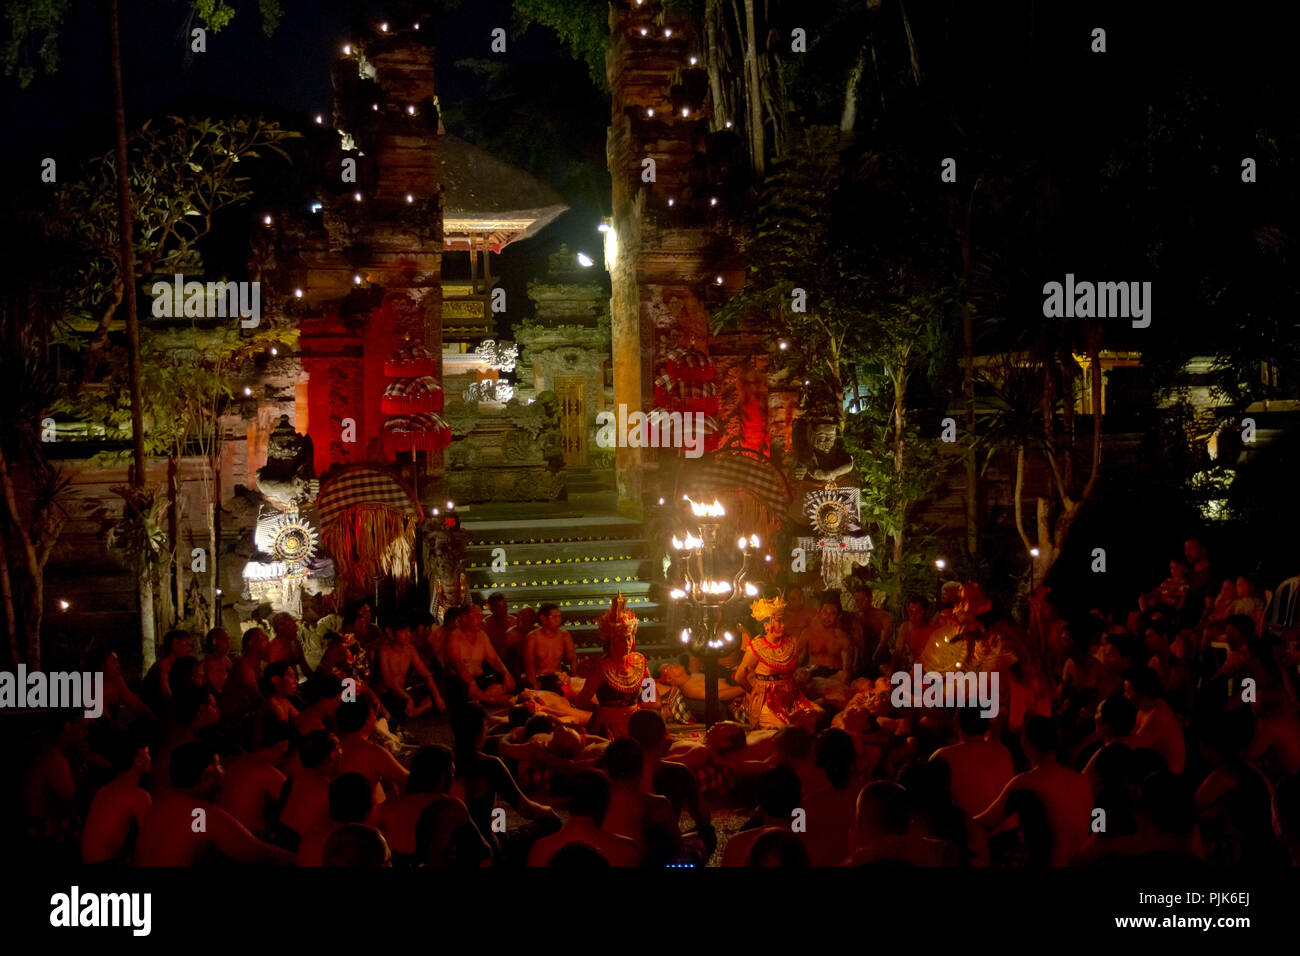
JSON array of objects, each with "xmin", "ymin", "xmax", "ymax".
[
  {"xmin": 81, "ymin": 737, "xmax": 152, "ymax": 864},
  {"xmin": 135, "ymin": 742, "xmax": 294, "ymax": 866},
  {"xmin": 378, "ymin": 620, "xmax": 446, "ymax": 722},
  {"xmin": 446, "ymin": 606, "xmax": 516, "ymax": 705},
  {"xmin": 524, "ymin": 603, "xmax": 578, "ymax": 692},
  {"xmin": 268, "ymin": 611, "xmax": 314, "ymax": 678},
  {"xmin": 782, "ymin": 586, "xmax": 815, "ymax": 643},
  {"xmin": 798, "ymin": 592, "xmax": 852, "ymax": 701}
]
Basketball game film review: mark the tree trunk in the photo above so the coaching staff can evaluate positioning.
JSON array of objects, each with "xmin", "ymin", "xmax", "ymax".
[
  {"xmin": 840, "ymin": 48, "xmax": 866, "ymax": 132},
  {"xmin": 139, "ymin": 572, "xmax": 156, "ymax": 670},
  {"xmin": 705, "ymin": 0, "xmax": 728, "ymax": 129},
  {"xmin": 741, "ymin": 0, "xmax": 765, "ymax": 179},
  {"xmin": 0, "ymin": 445, "xmax": 45, "ymax": 669},
  {"xmin": 0, "ymin": 533, "xmax": 16, "ymax": 668},
  {"xmin": 167, "ymin": 455, "xmax": 183, "ymax": 626},
  {"xmin": 209, "ymin": 456, "xmax": 219, "ymax": 631},
  {"xmin": 110, "ymin": 0, "xmax": 152, "ymax": 662}
]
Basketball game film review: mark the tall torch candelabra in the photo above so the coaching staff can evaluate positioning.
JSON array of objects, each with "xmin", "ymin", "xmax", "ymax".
[{"xmin": 668, "ymin": 496, "xmax": 762, "ymax": 725}]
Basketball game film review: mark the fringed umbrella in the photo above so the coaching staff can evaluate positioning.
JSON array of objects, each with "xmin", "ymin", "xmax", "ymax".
[
  {"xmin": 665, "ymin": 347, "xmax": 716, "ymax": 382},
  {"xmin": 677, "ymin": 443, "xmax": 792, "ymax": 534},
  {"xmin": 316, "ymin": 464, "xmax": 424, "ymax": 595},
  {"xmin": 381, "ymin": 412, "xmax": 452, "ymax": 458},
  {"xmin": 381, "ymin": 375, "xmax": 445, "ymax": 414},
  {"xmin": 653, "ymin": 374, "xmax": 719, "ymax": 415},
  {"xmin": 384, "ymin": 344, "xmax": 439, "ymax": 378}
]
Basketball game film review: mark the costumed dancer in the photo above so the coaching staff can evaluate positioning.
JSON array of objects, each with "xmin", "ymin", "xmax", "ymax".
[
  {"xmin": 572, "ymin": 594, "xmax": 653, "ymax": 738},
  {"xmin": 735, "ymin": 596, "xmax": 822, "ymax": 730}
]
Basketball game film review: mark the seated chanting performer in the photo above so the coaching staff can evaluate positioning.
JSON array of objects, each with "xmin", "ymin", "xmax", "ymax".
[
  {"xmin": 572, "ymin": 594, "xmax": 654, "ymax": 738},
  {"xmin": 734, "ymin": 596, "xmax": 822, "ymax": 731}
]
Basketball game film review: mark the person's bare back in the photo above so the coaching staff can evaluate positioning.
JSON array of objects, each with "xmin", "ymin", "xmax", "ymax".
[
  {"xmin": 219, "ymin": 753, "xmax": 287, "ymax": 837},
  {"xmin": 528, "ymin": 820, "xmax": 640, "ymax": 866},
  {"xmin": 136, "ymin": 793, "xmax": 292, "ymax": 866},
  {"xmin": 82, "ymin": 778, "xmax": 151, "ymax": 864}
]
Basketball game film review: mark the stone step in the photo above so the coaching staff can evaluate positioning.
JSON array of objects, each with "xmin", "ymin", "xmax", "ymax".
[
  {"xmin": 466, "ymin": 557, "xmax": 647, "ymax": 581},
  {"xmin": 465, "ymin": 539, "xmax": 653, "ymax": 565}
]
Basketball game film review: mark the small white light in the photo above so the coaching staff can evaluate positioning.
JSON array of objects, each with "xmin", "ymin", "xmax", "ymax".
[
  {"xmin": 725, "ymin": 120, "xmax": 733, "ymax": 128},
  {"xmin": 667, "ymin": 198, "xmax": 675, "ymax": 206},
  {"xmin": 804, "ymin": 379, "xmax": 810, "ymax": 386},
  {"xmin": 353, "ymin": 275, "xmax": 362, "ymax": 284},
  {"xmin": 315, "ymin": 114, "xmax": 324, "ymax": 124},
  {"xmin": 647, "ymin": 108, "xmax": 655, "ymax": 117},
  {"xmin": 764, "ymin": 554, "xmax": 772, "ymax": 562},
  {"xmin": 414, "ymin": 23, "xmax": 420, "ymax": 30},
  {"xmin": 744, "ymin": 583, "xmax": 758, "ymax": 597},
  {"xmin": 58, "ymin": 600, "xmax": 70, "ymax": 611},
  {"xmin": 407, "ymin": 105, "xmax": 416, "ymax": 115},
  {"xmin": 680, "ymin": 628, "xmax": 691, "ymax": 644},
  {"xmin": 215, "ymin": 588, "xmax": 222, "ymax": 596},
  {"xmin": 724, "ymin": 631, "xmax": 734, "ymax": 643},
  {"xmin": 715, "ymin": 275, "xmax": 724, "ymax": 284},
  {"xmin": 446, "ymin": 501, "xmax": 455, "ymax": 510},
  {"xmin": 640, "ymin": 27, "xmax": 648, "ymax": 36},
  {"xmin": 354, "ymin": 192, "xmax": 362, "ymax": 201},
  {"xmin": 778, "ymin": 340, "xmax": 789, "ymax": 350},
  {"xmin": 576, "ymin": 252, "xmax": 594, "ymax": 267},
  {"xmin": 681, "ymin": 107, "xmax": 690, "ymax": 117},
  {"xmin": 262, "ymin": 214, "xmax": 272, "ymax": 225},
  {"xmin": 1030, "ymin": 547, "xmax": 1040, "ymax": 557},
  {"xmin": 658, "ymin": 497, "xmax": 665, "ymax": 505},
  {"xmin": 664, "ymin": 28, "xmax": 673, "ymax": 37},
  {"xmin": 380, "ymin": 22, "xmax": 388, "ymax": 32},
  {"xmin": 935, "ymin": 558, "xmax": 947, "ymax": 570},
  {"xmin": 710, "ymin": 197, "xmax": 717, "ymax": 206},
  {"xmin": 270, "ymin": 347, "xmax": 278, "ymax": 356},
  {"xmin": 343, "ymin": 44, "xmax": 352, "ymax": 55},
  {"xmin": 433, "ymin": 508, "xmax": 440, "ymax": 516},
  {"xmin": 293, "ymin": 289, "xmax": 303, "ymax": 298},
  {"xmin": 750, "ymin": 535, "xmax": 760, "ymax": 547},
  {"xmin": 689, "ymin": 56, "xmax": 698, "ymax": 65},
  {"xmin": 406, "ymin": 193, "xmax": 414, "ymax": 203},
  {"xmin": 243, "ymin": 386, "xmax": 252, "ymax": 396},
  {"xmin": 372, "ymin": 103, "xmax": 379, "ymax": 111},
  {"xmin": 738, "ymin": 537, "xmax": 747, "ymax": 549},
  {"xmin": 310, "ymin": 202, "xmax": 322, "ymax": 213}
]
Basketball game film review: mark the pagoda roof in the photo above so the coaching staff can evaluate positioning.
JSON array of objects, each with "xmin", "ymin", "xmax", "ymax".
[{"xmin": 440, "ymin": 133, "xmax": 568, "ymax": 252}]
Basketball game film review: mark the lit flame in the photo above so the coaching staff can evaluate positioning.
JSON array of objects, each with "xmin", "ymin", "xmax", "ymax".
[
  {"xmin": 744, "ymin": 583, "xmax": 758, "ymax": 597},
  {"xmin": 680, "ymin": 628, "xmax": 691, "ymax": 643},
  {"xmin": 686, "ymin": 497, "xmax": 726, "ymax": 518},
  {"xmin": 669, "ymin": 588, "xmax": 685, "ymax": 600},
  {"xmin": 682, "ymin": 532, "xmax": 704, "ymax": 550},
  {"xmin": 671, "ymin": 536, "xmax": 683, "ymax": 550},
  {"xmin": 723, "ymin": 631, "xmax": 734, "ymax": 642},
  {"xmin": 750, "ymin": 534, "xmax": 760, "ymax": 548}
]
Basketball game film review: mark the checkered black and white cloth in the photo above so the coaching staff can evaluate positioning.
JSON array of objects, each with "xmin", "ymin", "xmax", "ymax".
[{"xmin": 316, "ymin": 465, "xmax": 423, "ymax": 529}]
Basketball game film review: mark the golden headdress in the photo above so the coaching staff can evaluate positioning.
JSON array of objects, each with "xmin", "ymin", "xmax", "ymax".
[
  {"xmin": 749, "ymin": 596, "xmax": 786, "ymax": 622},
  {"xmin": 597, "ymin": 592, "xmax": 639, "ymax": 649}
]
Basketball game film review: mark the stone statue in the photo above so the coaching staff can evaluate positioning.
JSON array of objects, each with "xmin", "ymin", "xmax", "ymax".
[
  {"xmin": 792, "ymin": 420, "xmax": 853, "ymax": 484},
  {"xmin": 257, "ymin": 415, "xmax": 319, "ymax": 511}
]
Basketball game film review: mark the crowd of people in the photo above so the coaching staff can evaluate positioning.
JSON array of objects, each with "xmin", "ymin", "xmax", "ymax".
[{"xmin": 16, "ymin": 534, "xmax": 1300, "ymax": 867}]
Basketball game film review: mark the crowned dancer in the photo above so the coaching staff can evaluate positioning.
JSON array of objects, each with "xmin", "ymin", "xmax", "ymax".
[
  {"xmin": 735, "ymin": 597, "xmax": 822, "ymax": 730},
  {"xmin": 572, "ymin": 594, "xmax": 653, "ymax": 738}
]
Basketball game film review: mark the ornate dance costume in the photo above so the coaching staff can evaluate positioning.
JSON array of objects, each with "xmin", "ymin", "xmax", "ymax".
[
  {"xmin": 588, "ymin": 593, "xmax": 648, "ymax": 738},
  {"xmin": 591, "ymin": 652, "xmax": 649, "ymax": 738},
  {"xmin": 746, "ymin": 597, "xmax": 821, "ymax": 729}
]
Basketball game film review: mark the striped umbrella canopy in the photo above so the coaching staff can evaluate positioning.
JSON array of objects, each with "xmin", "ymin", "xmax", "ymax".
[
  {"xmin": 385, "ymin": 344, "xmax": 439, "ymax": 378},
  {"xmin": 381, "ymin": 412, "xmax": 452, "ymax": 457},
  {"xmin": 665, "ymin": 347, "xmax": 716, "ymax": 382},
  {"xmin": 653, "ymin": 374, "xmax": 719, "ymax": 414},
  {"xmin": 381, "ymin": 375, "xmax": 445, "ymax": 414}
]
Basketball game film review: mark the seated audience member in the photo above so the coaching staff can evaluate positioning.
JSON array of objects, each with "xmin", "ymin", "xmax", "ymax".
[
  {"xmin": 1075, "ymin": 771, "xmax": 1205, "ymax": 864},
  {"xmin": 81, "ymin": 736, "xmax": 152, "ymax": 865},
  {"xmin": 527, "ymin": 769, "xmax": 640, "ymax": 867},
  {"xmin": 337, "ymin": 698, "xmax": 409, "ymax": 803},
  {"xmin": 800, "ymin": 728, "xmax": 862, "ymax": 865},
  {"xmin": 136, "ymin": 742, "xmax": 293, "ymax": 866},
  {"xmin": 372, "ymin": 745, "xmax": 462, "ymax": 860},
  {"xmin": 747, "ymin": 828, "xmax": 811, "ymax": 867},
  {"xmin": 601, "ymin": 736, "xmax": 683, "ymax": 865},
  {"xmin": 721, "ymin": 766, "xmax": 803, "ymax": 867},
  {"xmin": 975, "ymin": 716, "xmax": 1093, "ymax": 866},
  {"xmin": 930, "ymin": 709, "xmax": 1015, "ymax": 819},
  {"xmin": 1120, "ymin": 666, "xmax": 1186, "ymax": 775},
  {"xmin": 203, "ymin": 628, "xmax": 234, "ymax": 695},
  {"xmin": 277, "ymin": 731, "xmax": 340, "ymax": 850},
  {"xmin": 297, "ymin": 772, "xmax": 375, "ymax": 867},
  {"xmin": 451, "ymin": 704, "xmax": 560, "ymax": 864},
  {"xmin": 845, "ymin": 780, "xmax": 950, "ymax": 866},
  {"xmin": 322, "ymin": 823, "xmax": 392, "ymax": 867},
  {"xmin": 377, "ymin": 619, "xmax": 446, "ymax": 723},
  {"xmin": 219, "ymin": 719, "xmax": 291, "ymax": 839}
]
